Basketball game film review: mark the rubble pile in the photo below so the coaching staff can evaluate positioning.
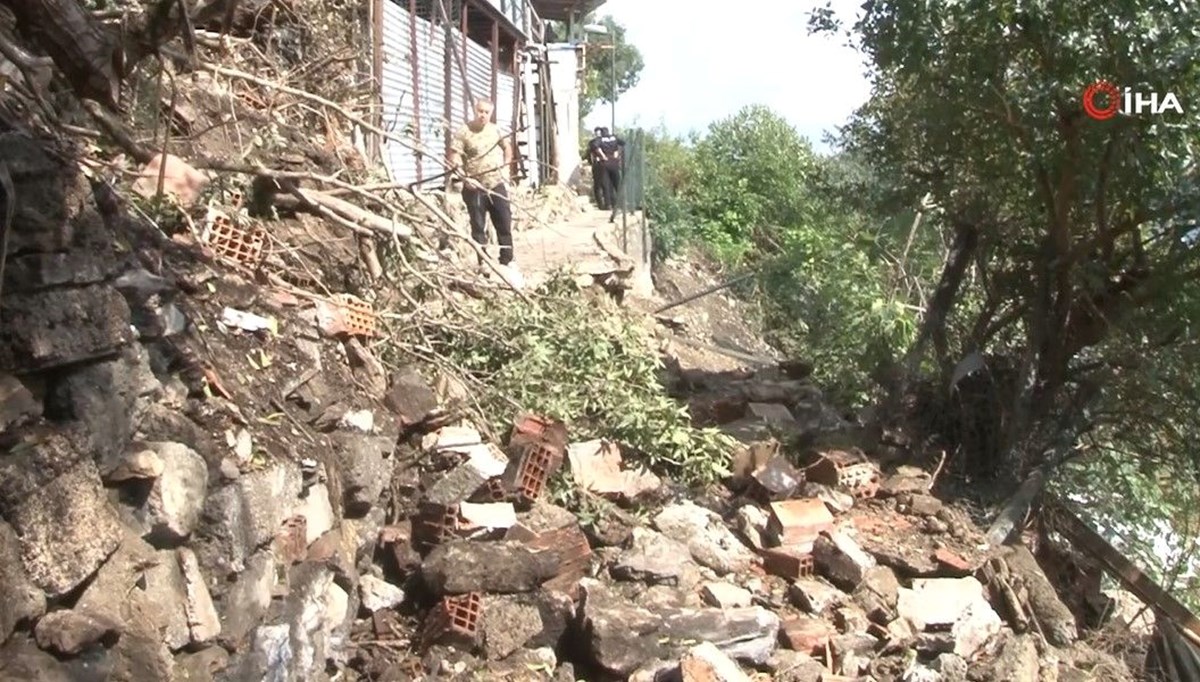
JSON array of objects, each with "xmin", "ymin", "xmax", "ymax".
[{"xmin": 0, "ymin": 130, "xmax": 1140, "ymax": 681}]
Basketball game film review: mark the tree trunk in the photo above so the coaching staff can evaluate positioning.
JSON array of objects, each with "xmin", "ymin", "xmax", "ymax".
[
  {"xmin": 4, "ymin": 0, "xmax": 120, "ymax": 107},
  {"xmin": 899, "ymin": 221, "xmax": 979, "ymax": 380}
]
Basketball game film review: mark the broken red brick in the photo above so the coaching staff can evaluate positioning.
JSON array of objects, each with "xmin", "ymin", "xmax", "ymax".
[
  {"xmin": 274, "ymin": 516, "xmax": 308, "ymax": 564},
  {"xmin": 526, "ymin": 524, "xmax": 592, "ymax": 599},
  {"xmin": 201, "ymin": 210, "xmax": 265, "ymax": 268},
  {"xmin": 509, "ymin": 414, "xmax": 568, "ymax": 451},
  {"xmin": 420, "ymin": 592, "xmax": 483, "ymax": 650},
  {"xmin": 316, "ymin": 294, "xmax": 377, "ymax": 338},
  {"xmin": 934, "ymin": 547, "xmax": 974, "ymax": 575},
  {"xmin": 411, "ymin": 502, "xmax": 462, "ymax": 551},
  {"xmin": 511, "ymin": 443, "xmax": 563, "ymax": 504},
  {"xmin": 469, "ymin": 476, "xmax": 509, "ymax": 503},
  {"xmin": 767, "ymin": 498, "xmax": 835, "ymax": 547},
  {"xmin": 761, "ymin": 547, "xmax": 815, "ymax": 580},
  {"xmin": 779, "ymin": 616, "xmax": 836, "ymax": 654},
  {"xmin": 807, "ymin": 449, "xmax": 882, "ymax": 499}
]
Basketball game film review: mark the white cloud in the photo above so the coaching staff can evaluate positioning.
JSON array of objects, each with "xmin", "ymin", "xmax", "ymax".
[{"xmin": 580, "ymin": 0, "xmax": 873, "ymax": 152}]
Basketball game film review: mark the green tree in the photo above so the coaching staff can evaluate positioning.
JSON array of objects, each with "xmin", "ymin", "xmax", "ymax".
[
  {"xmin": 577, "ymin": 15, "xmax": 644, "ymax": 118},
  {"xmin": 684, "ymin": 105, "xmax": 823, "ymax": 262},
  {"xmin": 810, "ymin": 0, "xmax": 1200, "ymax": 568}
]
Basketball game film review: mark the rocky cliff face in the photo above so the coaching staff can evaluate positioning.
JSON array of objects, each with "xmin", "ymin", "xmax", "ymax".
[{"xmin": 0, "ymin": 129, "xmax": 389, "ymax": 681}]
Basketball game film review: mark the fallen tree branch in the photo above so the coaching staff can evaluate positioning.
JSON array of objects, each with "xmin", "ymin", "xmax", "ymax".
[
  {"xmin": 294, "ymin": 187, "xmax": 410, "ymax": 238},
  {"xmin": 80, "ymin": 98, "xmax": 154, "ymax": 163},
  {"xmin": 198, "ymin": 61, "xmax": 438, "ymax": 162},
  {"xmin": 985, "ymin": 466, "xmax": 1046, "ymax": 547}
]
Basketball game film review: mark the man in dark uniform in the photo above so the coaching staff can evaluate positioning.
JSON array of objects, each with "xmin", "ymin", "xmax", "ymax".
[
  {"xmin": 596, "ymin": 127, "xmax": 626, "ymax": 222},
  {"xmin": 585, "ymin": 126, "xmax": 607, "ymax": 209}
]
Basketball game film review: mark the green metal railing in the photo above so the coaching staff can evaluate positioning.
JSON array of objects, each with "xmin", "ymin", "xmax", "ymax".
[{"xmin": 616, "ymin": 127, "xmax": 648, "ymax": 259}]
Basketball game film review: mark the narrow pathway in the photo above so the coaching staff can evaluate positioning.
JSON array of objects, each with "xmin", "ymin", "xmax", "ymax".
[{"xmin": 512, "ymin": 206, "xmax": 635, "ymax": 288}]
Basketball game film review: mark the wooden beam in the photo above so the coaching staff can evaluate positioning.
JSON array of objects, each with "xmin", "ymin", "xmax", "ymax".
[
  {"xmin": 491, "ymin": 19, "xmax": 500, "ymax": 107},
  {"xmin": 370, "ymin": 0, "xmax": 385, "ymax": 162},
  {"xmin": 1046, "ymin": 495, "xmax": 1200, "ymax": 647},
  {"xmin": 443, "ymin": 0, "xmax": 453, "ymax": 168},
  {"xmin": 409, "ymin": 0, "xmax": 423, "ymax": 180},
  {"xmin": 461, "ymin": 1, "xmax": 470, "ymax": 119}
]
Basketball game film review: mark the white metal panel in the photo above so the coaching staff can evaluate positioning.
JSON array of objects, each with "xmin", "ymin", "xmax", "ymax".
[
  {"xmin": 496, "ymin": 72, "xmax": 516, "ymax": 136},
  {"xmin": 380, "ymin": 0, "xmax": 418, "ymax": 184},
  {"xmin": 546, "ymin": 44, "xmax": 580, "ymax": 186},
  {"xmin": 415, "ymin": 16, "xmax": 446, "ymax": 176},
  {"xmin": 464, "ymin": 37, "xmax": 492, "ymax": 118}
]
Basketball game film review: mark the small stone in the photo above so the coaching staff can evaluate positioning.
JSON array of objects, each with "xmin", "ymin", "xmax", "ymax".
[
  {"xmin": 105, "ymin": 449, "xmax": 165, "ymax": 482},
  {"xmin": 788, "ymin": 577, "xmax": 845, "ymax": 615},
  {"xmin": 701, "ymin": 582, "xmax": 754, "ymax": 609},
  {"xmin": 611, "ymin": 528, "xmax": 696, "ymax": 586},
  {"xmin": 34, "ymin": 609, "xmax": 120, "ymax": 655},
  {"xmin": 680, "ymin": 641, "xmax": 750, "ymax": 682},
  {"xmin": 359, "ymin": 575, "xmax": 406, "ymax": 612},
  {"xmin": 421, "ymin": 540, "xmax": 559, "ymax": 594},
  {"xmin": 813, "ymin": 530, "xmax": 876, "ymax": 591},
  {"xmin": 779, "ymin": 616, "xmax": 835, "ymax": 654}
]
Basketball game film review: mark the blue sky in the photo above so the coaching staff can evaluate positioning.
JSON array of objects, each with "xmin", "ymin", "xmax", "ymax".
[{"xmin": 580, "ymin": 0, "xmax": 874, "ymax": 153}]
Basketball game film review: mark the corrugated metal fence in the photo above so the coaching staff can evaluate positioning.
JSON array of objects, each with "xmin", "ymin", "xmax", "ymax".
[
  {"xmin": 378, "ymin": 0, "xmax": 528, "ymax": 187},
  {"xmin": 618, "ymin": 127, "xmax": 647, "ymax": 212}
]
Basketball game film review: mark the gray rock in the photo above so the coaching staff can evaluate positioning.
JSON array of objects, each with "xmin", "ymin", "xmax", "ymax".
[
  {"xmin": 173, "ymin": 646, "xmax": 230, "ymax": 681},
  {"xmin": 654, "ymin": 502, "xmax": 754, "ymax": 575},
  {"xmin": 143, "ymin": 442, "xmax": 209, "ymax": 543},
  {"xmin": 853, "ymin": 566, "xmax": 900, "ymax": 623},
  {"xmin": 680, "ymin": 641, "xmax": 751, "ymax": 682},
  {"xmin": 34, "ymin": 609, "xmax": 121, "ymax": 655},
  {"xmin": 45, "ymin": 344, "xmax": 159, "ymax": 470},
  {"xmin": 798, "ymin": 482, "xmax": 854, "ymax": 514},
  {"xmin": 422, "ymin": 540, "xmax": 560, "ymax": 594},
  {"xmin": 0, "ymin": 519, "xmax": 46, "ymax": 643},
  {"xmin": 178, "ymin": 548, "xmax": 221, "ymax": 645},
  {"xmin": 195, "ymin": 461, "xmax": 302, "ymax": 577},
  {"xmin": 580, "ymin": 579, "xmax": 780, "ymax": 676},
  {"xmin": 0, "ymin": 634, "xmax": 115, "ymax": 682},
  {"xmin": 769, "ymin": 650, "xmax": 825, "ymax": 682},
  {"xmin": 0, "ymin": 285, "xmax": 135, "ymax": 373},
  {"xmin": 76, "ymin": 532, "xmax": 190, "ymax": 651},
  {"xmin": 788, "ymin": 577, "xmax": 845, "ymax": 615},
  {"xmin": 384, "ymin": 366, "xmax": 438, "ymax": 423},
  {"xmin": 0, "ymin": 373, "xmax": 41, "ymax": 433},
  {"xmin": 105, "ymin": 449, "xmax": 164, "ymax": 482},
  {"xmin": 74, "ymin": 532, "xmax": 182, "ymax": 678},
  {"xmin": 989, "ymin": 634, "xmax": 1039, "ymax": 682},
  {"xmin": 332, "ymin": 434, "xmax": 393, "ymax": 516},
  {"xmin": 224, "ymin": 563, "xmax": 349, "ymax": 682},
  {"xmin": 218, "ymin": 550, "xmax": 275, "ymax": 649},
  {"xmin": 935, "ymin": 653, "xmax": 968, "ymax": 682},
  {"xmin": 611, "ymin": 528, "xmax": 696, "ymax": 586},
  {"xmin": 481, "ymin": 594, "xmax": 546, "ymax": 660},
  {"xmin": 812, "ymin": 531, "xmax": 875, "ymax": 591},
  {"xmin": 8, "ymin": 460, "xmax": 122, "ymax": 598},
  {"xmin": 359, "ymin": 575, "xmax": 405, "ymax": 612}
]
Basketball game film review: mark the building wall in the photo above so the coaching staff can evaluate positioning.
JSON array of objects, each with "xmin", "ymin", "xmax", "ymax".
[
  {"xmin": 545, "ymin": 43, "xmax": 581, "ymax": 188},
  {"xmin": 375, "ymin": 0, "xmax": 552, "ymax": 189}
]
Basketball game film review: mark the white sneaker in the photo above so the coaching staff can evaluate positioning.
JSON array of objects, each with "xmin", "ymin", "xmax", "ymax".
[{"xmin": 496, "ymin": 264, "xmax": 525, "ymax": 290}]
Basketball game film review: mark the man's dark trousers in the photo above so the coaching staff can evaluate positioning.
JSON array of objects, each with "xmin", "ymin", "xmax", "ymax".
[
  {"xmin": 600, "ymin": 163, "xmax": 622, "ymax": 218},
  {"xmin": 591, "ymin": 161, "xmax": 608, "ymax": 209},
  {"xmin": 462, "ymin": 183, "xmax": 514, "ymax": 265}
]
